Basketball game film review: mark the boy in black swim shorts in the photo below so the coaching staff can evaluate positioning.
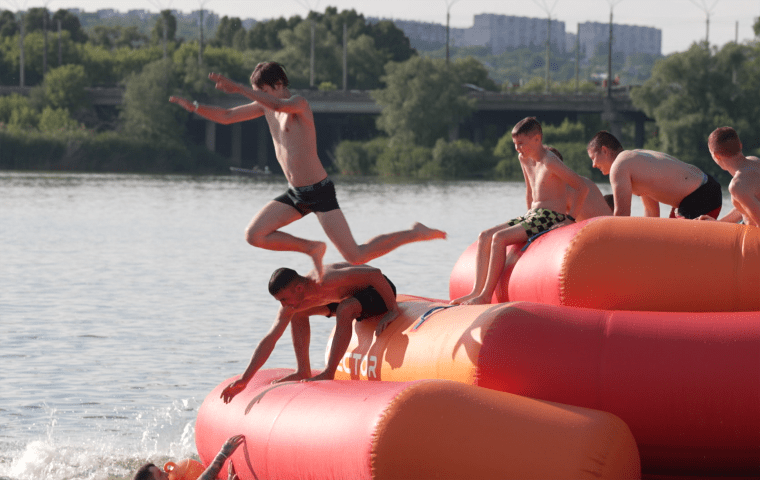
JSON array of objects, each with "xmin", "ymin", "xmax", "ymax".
[
  {"xmin": 274, "ymin": 177, "xmax": 341, "ymax": 216},
  {"xmin": 220, "ymin": 262, "xmax": 400, "ymax": 402}
]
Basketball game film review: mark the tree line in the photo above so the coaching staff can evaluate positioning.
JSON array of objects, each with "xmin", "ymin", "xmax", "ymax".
[{"xmin": 0, "ymin": 6, "xmax": 759, "ymax": 182}]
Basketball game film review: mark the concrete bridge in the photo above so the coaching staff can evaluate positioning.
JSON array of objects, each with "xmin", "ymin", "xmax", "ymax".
[{"xmin": 0, "ymin": 85, "xmax": 649, "ymax": 170}]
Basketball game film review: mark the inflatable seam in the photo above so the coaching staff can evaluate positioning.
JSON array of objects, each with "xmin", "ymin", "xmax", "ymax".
[{"xmin": 559, "ymin": 223, "xmax": 585, "ymax": 306}]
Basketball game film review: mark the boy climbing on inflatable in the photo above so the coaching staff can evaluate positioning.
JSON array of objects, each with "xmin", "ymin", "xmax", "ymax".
[
  {"xmin": 221, "ymin": 263, "xmax": 399, "ymax": 402},
  {"xmin": 450, "ymin": 117, "xmax": 589, "ymax": 306},
  {"xmin": 586, "ymin": 130, "xmax": 722, "ymax": 219},
  {"xmin": 701, "ymin": 126, "xmax": 760, "ymax": 226}
]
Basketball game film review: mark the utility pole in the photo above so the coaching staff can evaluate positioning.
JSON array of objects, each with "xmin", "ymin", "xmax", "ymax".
[
  {"xmin": 532, "ymin": 0, "xmax": 559, "ymax": 93},
  {"xmin": 575, "ymin": 23, "xmax": 580, "ymax": 94},
  {"xmin": 688, "ymin": 0, "xmax": 720, "ymax": 46},
  {"xmin": 444, "ymin": 0, "xmax": 462, "ymax": 65},
  {"xmin": 342, "ymin": 22, "xmax": 347, "ymax": 91},
  {"xmin": 294, "ymin": 0, "xmax": 321, "ymax": 86}
]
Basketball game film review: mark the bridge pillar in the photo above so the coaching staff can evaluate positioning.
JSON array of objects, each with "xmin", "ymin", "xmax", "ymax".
[
  {"xmin": 634, "ymin": 117, "xmax": 645, "ymax": 148},
  {"xmin": 204, "ymin": 120, "xmax": 216, "ymax": 152},
  {"xmin": 231, "ymin": 123, "xmax": 242, "ymax": 166}
]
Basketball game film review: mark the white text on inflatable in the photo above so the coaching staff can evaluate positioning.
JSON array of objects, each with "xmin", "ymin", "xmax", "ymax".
[{"xmin": 337, "ymin": 353, "xmax": 377, "ymax": 378}]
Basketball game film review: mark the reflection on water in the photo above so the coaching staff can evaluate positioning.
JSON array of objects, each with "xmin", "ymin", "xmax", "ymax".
[{"xmin": 0, "ymin": 172, "xmax": 731, "ymax": 480}]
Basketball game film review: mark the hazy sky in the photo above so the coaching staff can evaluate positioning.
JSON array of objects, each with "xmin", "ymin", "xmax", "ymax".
[{"xmin": 4, "ymin": 0, "xmax": 759, "ymax": 55}]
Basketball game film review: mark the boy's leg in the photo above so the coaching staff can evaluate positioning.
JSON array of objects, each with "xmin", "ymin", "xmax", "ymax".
[
  {"xmin": 450, "ymin": 222, "xmax": 515, "ymax": 305},
  {"xmin": 245, "ymin": 200, "xmax": 327, "ymax": 276},
  {"xmin": 316, "ymin": 209, "xmax": 445, "ymax": 265},
  {"xmin": 306, "ymin": 299, "xmax": 363, "ymax": 381},
  {"xmin": 462, "ymin": 225, "xmax": 528, "ymax": 305}
]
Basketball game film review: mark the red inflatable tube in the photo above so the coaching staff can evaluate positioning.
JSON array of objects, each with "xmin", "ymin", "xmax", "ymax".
[
  {"xmin": 196, "ymin": 369, "xmax": 641, "ymax": 480},
  {"xmin": 331, "ymin": 296, "xmax": 760, "ymax": 476}
]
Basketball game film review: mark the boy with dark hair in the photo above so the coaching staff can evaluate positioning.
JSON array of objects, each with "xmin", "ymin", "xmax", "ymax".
[
  {"xmin": 221, "ymin": 262, "xmax": 398, "ymax": 402},
  {"xmin": 450, "ymin": 117, "xmax": 589, "ymax": 305},
  {"xmin": 702, "ymin": 126, "xmax": 760, "ymax": 226},
  {"xmin": 133, "ymin": 435, "xmax": 244, "ymax": 480},
  {"xmin": 587, "ymin": 130, "xmax": 722, "ymax": 219},
  {"xmin": 170, "ymin": 63, "xmax": 445, "ymax": 279}
]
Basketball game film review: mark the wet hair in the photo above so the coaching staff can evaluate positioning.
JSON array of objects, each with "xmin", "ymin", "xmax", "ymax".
[
  {"xmin": 250, "ymin": 62, "xmax": 290, "ymax": 89},
  {"xmin": 546, "ymin": 145, "xmax": 563, "ymax": 162},
  {"xmin": 604, "ymin": 194, "xmax": 615, "ymax": 212},
  {"xmin": 587, "ymin": 131, "xmax": 623, "ymax": 154},
  {"xmin": 708, "ymin": 126, "xmax": 742, "ymax": 157},
  {"xmin": 512, "ymin": 117, "xmax": 542, "ymax": 138},
  {"xmin": 133, "ymin": 463, "xmax": 157, "ymax": 480},
  {"xmin": 268, "ymin": 267, "xmax": 301, "ymax": 296}
]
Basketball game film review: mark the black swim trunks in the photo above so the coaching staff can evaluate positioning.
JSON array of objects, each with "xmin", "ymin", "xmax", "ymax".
[
  {"xmin": 326, "ymin": 276, "xmax": 397, "ymax": 322},
  {"xmin": 274, "ymin": 177, "xmax": 340, "ymax": 216},
  {"xmin": 674, "ymin": 173, "xmax": 723, "ymax": 219}
]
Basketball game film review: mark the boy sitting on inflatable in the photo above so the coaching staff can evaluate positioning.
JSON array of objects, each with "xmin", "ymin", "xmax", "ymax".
[
  {"xmin": 221, "ymin": 263, "xmax": 399, "ymax": 402},
  {"xmin": 450, "ymin": 117, "xmax": 589, "ymax": 306}
]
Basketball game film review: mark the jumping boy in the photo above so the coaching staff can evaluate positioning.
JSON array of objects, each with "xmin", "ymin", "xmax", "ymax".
[
  {"xmin": 170, "ymin": 63, "xmax": 445, "ymax": 278},
  {"xmin": 449, "ymin": 117, "xmax": 589, "ymax": 306},
  {"xmin": 221, "ymin": 262, "xmax": 398, "ymax": 403}
]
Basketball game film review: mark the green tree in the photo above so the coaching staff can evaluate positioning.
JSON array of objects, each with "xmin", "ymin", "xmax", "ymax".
[
  {"xmin": 245, "ymin": 16, "xmax": 301, "ymax": 51},
  {"xmin": 151, "ymin": 10, "xmax": 177, "ymax": 46},
  {"xmin": 88, "ymin": 25, "xmax": 146, "ymax": 49},
  {"xmin": 630, "ymin": 42, "xmax": 753, "ymax": 176},
  {"xmin": 51, "ymin": 9, "xmax": 88, "ymax": 43},
  {"xmin": 41, "ymin": 64, "xmax": 88, "ymax": 112},
  {"xmin": 0, "ymin": 10, "xmax": 19, "ymax": 37},
  {"xmin": 120, "ymin": 58, "xmax": 184, "ymax": 144},
  {"xmin": 213, "ymin": 16, "xmax": 244, "ymax": 48},
  {"xmin": 372, "ymin": 56, "xmax": 476, "ymax": 147}
]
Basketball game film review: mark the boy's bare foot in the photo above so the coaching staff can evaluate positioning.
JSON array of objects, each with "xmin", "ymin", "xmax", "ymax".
[
  {"xmin": 412, "ymin": 222, "xmax": 447, "ymax": 241},
  {"xmin": 461, "ymin": 294, "xmax": 490, "ymax": 306},
  {"xmin": 302, "ymin": 370, "xmax": 335, "ymax": 382},
  {"xmin": 308, "ymin": 242, "xmax": 327, "ymax": 281},
  {"xmin": 449, "ymin": 292, "xmax": 478, "ymax": 305}
]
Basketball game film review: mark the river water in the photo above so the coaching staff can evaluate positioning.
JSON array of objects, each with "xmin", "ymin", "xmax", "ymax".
[{"xmin": 0, "ymin": 171, "xmax": 723, "ymax": 480}]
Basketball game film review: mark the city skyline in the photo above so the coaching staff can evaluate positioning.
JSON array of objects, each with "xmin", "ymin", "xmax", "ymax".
[{"xmin": 2, "ymin": 0, "xmax": 758, "ymax": 55}]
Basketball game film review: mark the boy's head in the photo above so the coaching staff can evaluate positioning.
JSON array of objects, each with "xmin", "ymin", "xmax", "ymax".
[
  {"xmin": 512, "ymin": 117, "xmax": 543, "ymax": 156},
  {"xmin": 708, "ymin": 126, "xmax": 742, "ymax": 161},
  {"xmin": 133, "ymin": 464, "xmax": 165, "ymax": 480},
  {"xmin": 512, "ymin": 116, "xmax": 542, "ymax": 139},
  {"xmin": 587, "ymin": 130, "xmax": 623, "ymax": 175},
  {"xmin": 269, "ymin": 267, "xmax": 305, "ymax": 308},
  {"xmin": 251, "ymin": 62, "xmax": 289, "ymax": 90}
]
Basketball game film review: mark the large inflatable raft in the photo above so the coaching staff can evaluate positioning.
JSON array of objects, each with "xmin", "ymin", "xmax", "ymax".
[
  {"xmin": 196, "ymin": 216, "xmax": 760, "ymax": 477},
  {"xmin": 333, "ymin": 217, "xmax": 760, "ymax": 476},
  {"xmin": 196, "ymin": 369, "xmax": 640, "ymax": 480}
]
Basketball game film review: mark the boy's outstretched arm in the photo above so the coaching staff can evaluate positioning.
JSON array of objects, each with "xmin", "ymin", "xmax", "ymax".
[{"xmin": 221, "ymin": 310, "xmax": 292, "ymax": 403}]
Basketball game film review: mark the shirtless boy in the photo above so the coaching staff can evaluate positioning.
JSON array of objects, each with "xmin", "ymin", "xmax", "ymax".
[
  {"xmin": 702, "ymin": 127, "xmax": 760, "ymax": 226},
  {"xmin": 587, "ymin": 131, "xmax": 722, "ymax": 219},
  {"xmin": 221, "ymin": 262, "xmax": 399, "ymax": 402},
  {"xmin": 170, "ymin": 62, "xmax": 445, "ymax": 277},
  {"xmin": 449, "ymin": 117, "xmax": 589, "ymax": 306},
  {"xmin": 546, "ymin": 146, "xmax": 612, "ymax": 221}
]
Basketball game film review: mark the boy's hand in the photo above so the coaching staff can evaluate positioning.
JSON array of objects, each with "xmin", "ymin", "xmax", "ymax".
[
  {"xmin": 169, "ymin": 96, "xmax": 193, "ymax": 111},
  {"xmin": 209, "ymin": 73, "xmax": 241, "ymax": 94},
  {"xmin": 375, "ymin": 309, "xmax": 400, "ymax": 336},
  {"xmin": 221, "ymin": 378, "xmax": 247, "ymax": 403}
]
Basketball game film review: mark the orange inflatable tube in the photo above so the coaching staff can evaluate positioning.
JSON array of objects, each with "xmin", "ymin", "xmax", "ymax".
[
  {"xmin": 450, "ymin": 216, "xmax": 760, "ymax": 311},
  {"xmin": 196, "ymin": 369, "xmax": 640, "ymax": 480},
  {"xmin": 332, "ymin": 296, "xmax": 760, "ymax": 475}
]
